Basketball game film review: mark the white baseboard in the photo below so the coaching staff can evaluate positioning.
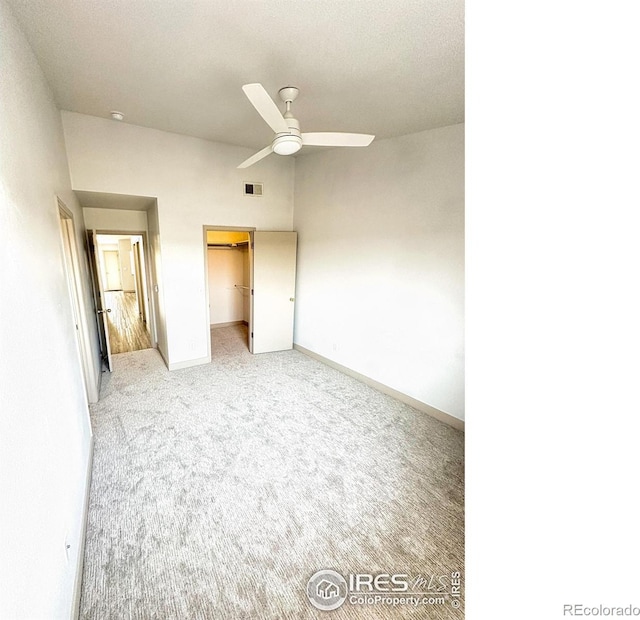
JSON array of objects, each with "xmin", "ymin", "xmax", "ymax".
[
  {"xmin": 94, "ymin": 366, "xmax": 102, "ymax": 404},
  {"xmin": 168, "ymin": 355, "xmax": 210, "ymax": 371},
  {"xmin": 158, "ymin": 345, "xmax": 209, "ymax": 372},
  {"xmin": 293, "ymin": 344, "xmax": 464, "ymax": 432},
  {"xmin": 157, "ymin": 345, "xmax": 170, "ymax": 370},
  {"xmin": 210, "ymin": 320, "xmax": 248, "ymax": 329},
  {"xmin": 72, "ymin": 436, "xmax": 94, "ymax": 619}
]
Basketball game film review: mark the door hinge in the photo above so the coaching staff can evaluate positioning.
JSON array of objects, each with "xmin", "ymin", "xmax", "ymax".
[
  {"xmin": 251, "ymin": 332, "xmax": 253, "ymax": 338},
  {"xmin": 251, "ymin": 289, "xmax": 254, "ymax": 295}
]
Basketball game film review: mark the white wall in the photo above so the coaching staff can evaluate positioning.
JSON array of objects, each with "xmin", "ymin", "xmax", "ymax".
[
  {"xmin": 83, "ymin": 206, "xmax": 148, "ymax": 232},
  {"xmin": 293, "ymin": 124, "xmax": 465, "ymax": 420},
  {"xmin": 0, "ymin": 0, "xmax": 97, "ymax": 616},
  {"xmin": 98, "ymin": 244, "xmax": 121, "ymax": 290},
  {"xmin": 146, "ymin": 201, "xmax": 167, "ymax": 358},
  {"xmin": 63, "ymin": 112, "xmax": 294, "ymax": 368},
  {"xmin": 207, "ymin": 248, "xmax": 246, "ymax": 325},
  {"xmin": 118, "ymin": 238, "xmax": 135, "ymax": 291}
]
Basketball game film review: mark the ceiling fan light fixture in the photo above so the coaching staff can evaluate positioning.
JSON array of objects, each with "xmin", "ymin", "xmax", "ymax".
[
  {"xmin": 237, "ymin": 84, "xmax": 375, "ymax": 168},
  {"xmin": 272, "ymin": 134, "xmax": 302, "ymax": 156}
]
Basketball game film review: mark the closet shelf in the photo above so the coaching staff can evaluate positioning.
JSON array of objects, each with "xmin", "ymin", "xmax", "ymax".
[{"xmin": 207, "ymin": 240, "xmax": 249, "ymax": 248}]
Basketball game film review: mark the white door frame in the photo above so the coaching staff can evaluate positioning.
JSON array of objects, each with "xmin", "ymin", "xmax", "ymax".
[
  {"xmin": 57, "ymin": 198, "xmax": 100, "ymax": 403},
  {"xmin": 203, "ymin": 225, "xmax": 255, "ymax": 361},
  {"xmin": 132, "ymin": 241, "xmax": 146, "ymax": 322}
]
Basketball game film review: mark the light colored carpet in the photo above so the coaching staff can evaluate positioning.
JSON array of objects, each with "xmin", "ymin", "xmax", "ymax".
[{"xmin": 80, "ymin": 325, "xmax": 464, "ymax": 619}]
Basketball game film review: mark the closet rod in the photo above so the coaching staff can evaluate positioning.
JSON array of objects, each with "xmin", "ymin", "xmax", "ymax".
[{"xmin": 207, "ymin": 240, "xmax": 249, "ymax": 248}]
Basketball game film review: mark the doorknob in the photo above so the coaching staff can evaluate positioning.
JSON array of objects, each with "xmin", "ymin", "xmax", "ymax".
[{"xmin": 97, "ymin": 309, "xmax": 112, "ymax": 314}]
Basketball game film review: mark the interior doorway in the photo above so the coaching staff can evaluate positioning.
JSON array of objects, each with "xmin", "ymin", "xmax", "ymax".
[
  {"xmin": 94, "ymin": 233, "xmax": 153, "ymax": 355},
  {"xmin": 205, "ymin": 228, "xmax": 254, "ymax": 355},
  {"xmin": 203, "ymin": 226, "xmax": 298, "ymax": 361}
]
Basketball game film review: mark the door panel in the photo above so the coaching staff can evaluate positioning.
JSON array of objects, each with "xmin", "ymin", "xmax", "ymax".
[
  {"xmin": 252, "ymin": 231, "xmax": 297, "ymax": 354},
  {"xmin": 86, "ymin": 230, "xmax": 113, "ymax": 371},
  {"xmin": 103, "ymin": 250, "xmax": 122, "ymax": 290}
]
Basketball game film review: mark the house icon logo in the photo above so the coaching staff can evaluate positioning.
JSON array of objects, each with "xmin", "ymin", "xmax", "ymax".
[
  {"xmin": 317, "ymin": 579, "xmax": 340, "ymax": 599},
  {"xmin": 307, "ymin": 569, "xmax": 347, "ymax": 611}
]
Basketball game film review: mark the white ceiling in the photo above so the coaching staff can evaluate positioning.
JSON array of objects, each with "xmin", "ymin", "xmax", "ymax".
[{"xmin": 7, "ymin": 0, "xmax": 464, "ymax": 151}]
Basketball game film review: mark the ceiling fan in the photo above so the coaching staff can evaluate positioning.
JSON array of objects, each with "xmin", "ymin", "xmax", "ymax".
[{"xmin": 237, "ymin": 83, "xmax": 375, "ymax": 168}]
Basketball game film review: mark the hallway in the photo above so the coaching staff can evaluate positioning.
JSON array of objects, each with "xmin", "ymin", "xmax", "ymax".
[{"xmin": 104, "ymin": 291, "xmax": 151, "ymax": 354}]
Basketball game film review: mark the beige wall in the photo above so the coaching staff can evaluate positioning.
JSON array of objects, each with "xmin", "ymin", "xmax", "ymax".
[
  {"xmin": 293, "ymin": 124, "xmax": 465, "ymax": 420},
  {"xmin": 146, "ymin": 201, "xmax": 167, "ymax": 359},
  {"xmin": 84, "ymin": 207, "xmax": 148, "ymax": 232},
  {"xmin": 0, "ymin": 0, "xmax": 97, "ymax": 616},
  {"xmin": 118, "ymin": 238, "xmax": 135, "ymax": 291},
  {"xmin": 207, "ymin": 248, "xmax": 247, "ymax": 325},
  {"xmin": 62, "ymin": 111, "xmax": 294, "ymax": 368}
]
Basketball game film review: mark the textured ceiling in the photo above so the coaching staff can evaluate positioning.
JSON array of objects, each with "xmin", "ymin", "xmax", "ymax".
[{"xmin": 7, "ymin": 0, "xmax": 464, "ymax": 151}]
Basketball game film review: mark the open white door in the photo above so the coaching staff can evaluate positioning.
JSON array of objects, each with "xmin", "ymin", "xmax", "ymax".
[
  {"xmin": 86, "ymin": 230, "xmax": 113, "ymax": 371},
  {"xmin": 251, "ymin": 231, "xmax": 297, "ymax": 354}
]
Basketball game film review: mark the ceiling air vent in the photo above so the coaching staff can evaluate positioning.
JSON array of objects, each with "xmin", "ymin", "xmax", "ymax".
[{"xmin": 244, "ymin": 182, "xmax": 263, "ymax": 196}]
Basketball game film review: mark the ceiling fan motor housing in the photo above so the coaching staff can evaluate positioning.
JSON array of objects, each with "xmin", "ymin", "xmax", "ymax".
[
  {"xmin": 272, "ymin": 116, "xmax": 301, "ymax": 155},
  {"xmin": 272, "ymin": 130, "xmax": 302, "ymax": 155},
  {"xmin": 278, "ymin": 86, "xmax": 299, "ymax": 103}
]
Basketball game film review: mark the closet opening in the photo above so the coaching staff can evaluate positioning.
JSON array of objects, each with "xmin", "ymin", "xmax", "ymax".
[{"xmin": 204, "ymin": 227, "xmax": 254, "ymax": 358}]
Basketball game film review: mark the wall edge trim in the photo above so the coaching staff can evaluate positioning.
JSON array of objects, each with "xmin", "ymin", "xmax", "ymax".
[
  {"xmin": 156, "ymin": 346, "xmax": 170, "ymax": 370},
  {"xmin": 72, "ymin": 436, "xmax": 94, "ymax": 619},
  {"xmin": 168, "ymin": 355, "xmax": 210, "ymax": 371}
]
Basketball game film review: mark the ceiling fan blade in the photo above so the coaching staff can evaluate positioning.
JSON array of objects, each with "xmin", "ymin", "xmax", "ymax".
[
  {"xmin": 237, "ymin": 145, "xmax": 273, "ymax": 169},
  {"xmin": 301, "ymin": 132, "xmax": 375, "ymax": 147},
  {"xmin": 242, "ymin": 83, "xmax": 289, "ymax": 134}
]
